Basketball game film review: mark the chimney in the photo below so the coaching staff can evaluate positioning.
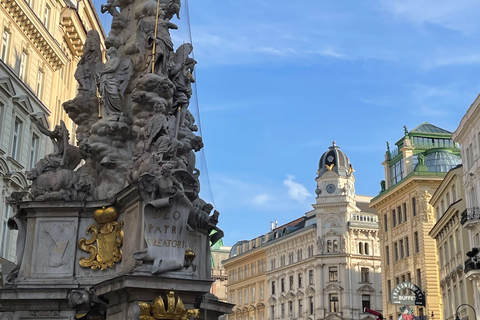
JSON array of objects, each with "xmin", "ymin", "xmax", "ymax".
[{"xmin": 270, "ymin": 221, "xmax": 274, "ymax": 231}]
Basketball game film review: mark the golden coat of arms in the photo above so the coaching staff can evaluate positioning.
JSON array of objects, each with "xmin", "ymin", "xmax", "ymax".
[
  {"xmin": 78, "ymin": 206, "xmax": 124, "ymax": 270},
  {"xmin": 139, "ymin": 291, "xmax": 199, "ymax": 320}
]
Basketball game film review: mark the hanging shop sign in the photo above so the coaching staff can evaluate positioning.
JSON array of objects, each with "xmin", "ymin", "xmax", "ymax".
[{"xmin": 391, "ymin": 282, "xmax": 425, "ymax": 306}]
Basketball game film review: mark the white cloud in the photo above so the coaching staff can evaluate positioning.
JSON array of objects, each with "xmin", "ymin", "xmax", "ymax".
[
  {"xmin": 283, "ymin": 175, "xmax": 311, "ymax": 202},
  {"xmin": 379, "ymin": 0, "xmax": 479, "ymax": 35},
  {"xmin": 253, "ymin": 193, "xmax": 272, "ymax": 206},
  {"xmin": 311, "ymin": 47, "xmax": 350, "ymax": 60}
]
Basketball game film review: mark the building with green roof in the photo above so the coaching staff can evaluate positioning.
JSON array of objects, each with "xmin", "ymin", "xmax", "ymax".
[{"xmin": 370, "ymin": 123, "xmax": 461, "ymax": 320}]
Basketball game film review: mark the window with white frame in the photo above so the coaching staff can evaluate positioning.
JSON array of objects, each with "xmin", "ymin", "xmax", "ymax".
[
  {"xmin": 329, "ymin": 293, "xmax": 339, "ymax": 312},
  {"xmin": 29, "ymin": 133, "xmax": 39, "ymax": 169},
  {"xmin": 11, "ymin": 118, "xmax": 22, "ymax": 160},
  {"xmin": 0, "ymin": 205, "xmax": 12, "ymax": 257},
  {"xmin": 44, "ymin": 5, "xmax": 51, "ymax": 29},
  {"xmin": 1, "ymin": 28, "xmax": 10, "ymax": 61},
  {"xmin": 36, "ymin": 69, "xmax": 44, "ymax": 99},
  {"xmin": 18, "ymin": 51, "xmax": 28, "ymax": 81}
]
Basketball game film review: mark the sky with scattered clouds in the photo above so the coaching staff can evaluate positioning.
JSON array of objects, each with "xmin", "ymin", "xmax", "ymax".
[{"xmin": 94, "ymin": 0, "xmax": 480, "ymax": 245}]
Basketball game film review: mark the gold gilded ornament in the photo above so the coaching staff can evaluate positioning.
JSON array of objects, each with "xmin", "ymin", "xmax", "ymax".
[
  {"xmin": 78, "ymin": 206, "xmax": 124, "ymax": 270},
  {"xmin": 139, "ymin": 291, "xmax": 200, "ymax": 320}
]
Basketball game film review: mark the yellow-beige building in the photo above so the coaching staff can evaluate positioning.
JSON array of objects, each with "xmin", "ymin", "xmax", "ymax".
[
  {"xmin": 370, "ymin": 123, "xmax": 462, "ymax": 320},
  {"xmin": 0, "ymin": 0, "xmax": 105, "ymax": 283},
  {"xmin": 428, "ymin": 165, "xmax": 476, "ymax": 320},
  {"xmin": 224, "ymin": 236, "xmax": 268, "ymax": 320}
]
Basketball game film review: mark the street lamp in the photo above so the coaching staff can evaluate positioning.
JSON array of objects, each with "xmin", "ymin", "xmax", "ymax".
[{"xmin": 455, "ymin": 304, "xmax": 477, "ymax": 320}]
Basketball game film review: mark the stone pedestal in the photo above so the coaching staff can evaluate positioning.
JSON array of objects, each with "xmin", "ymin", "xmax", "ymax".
[{"xmin": 0, "ymin": 185, "xmax": 233, "ymax": 319}]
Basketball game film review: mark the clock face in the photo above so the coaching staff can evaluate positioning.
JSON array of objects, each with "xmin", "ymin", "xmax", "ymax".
[{"xmin": 326, "ymin": 184, "xmax": 336, "ymax": 194}]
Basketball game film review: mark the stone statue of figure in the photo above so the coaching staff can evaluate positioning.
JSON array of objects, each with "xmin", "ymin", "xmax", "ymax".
[
  {"xmin": 403, "ymin": 125, "xmax": 408, "ymax": 136},
  {"xmin": 386, "ymin": 141, "xmax": 390, "ymax": 153},
  {"xmin": 144, "ymin": 102, "xmax": 180, "ymax": 159},
  {"xmin": 28, "ymin": 114, "xmax": 82, "ymax": 177},
  {"xmin": 418, "ymin": 190, "xmax": 433, "ymax": 222},
  {"xmin": 100, "ymin": 47, "xmax": 133, "ymax": 115},
  {"xmin": 74, "ymin": 30, "xmax": 103, "ymax": 93},
  {"xmin": 137, "ymin": 9, "xmax": 178, "ymax": 75},
  {"xmin": 170, "ymin": 43, "xmax": 196, "ymax": 109},
  {"xmin": 101, "ymin": 0, "xmax": 126, "ymax": 48},
  {"xmin": 417, "ymin": 154, "xmax": 426, "ymax": 166},
  {"xmin": 380, "ymin": 180, "xmax": 386, "ymax": 192}
]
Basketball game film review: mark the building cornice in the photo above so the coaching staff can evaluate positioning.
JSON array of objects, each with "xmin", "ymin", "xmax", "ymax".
[{"xmin": 0, "ymin": 0, "xmax": 69, "ymax": 70}]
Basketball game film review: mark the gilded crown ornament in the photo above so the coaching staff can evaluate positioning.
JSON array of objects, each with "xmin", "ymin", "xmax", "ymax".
[
  {"xmin": 78, "ymin": 206, "xmax": 124, "ymax": 270},
  {"xmin": 139, "ymin": 291, "xmax": 200, "ymax": 320}
]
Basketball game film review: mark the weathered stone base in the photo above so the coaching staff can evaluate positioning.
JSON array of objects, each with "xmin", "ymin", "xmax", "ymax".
[{"xmin": 0, "ymin": 185, "xmax": 233, "ymax": 319}]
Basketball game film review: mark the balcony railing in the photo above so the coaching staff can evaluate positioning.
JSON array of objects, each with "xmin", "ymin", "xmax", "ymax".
[{"xmin": 461, "ymin": 207, "xmax": 480, "ymax": 225}]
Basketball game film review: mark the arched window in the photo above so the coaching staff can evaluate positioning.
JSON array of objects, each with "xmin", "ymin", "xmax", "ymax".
[
  {"xmin": 333, "ymin": 240, "xmax": 339, "ymax": 252},
  {"xmin": 359, "ymin": 242, "xmax": 363, "ymax": 254},
  {"xmin": 365, "ymin": 243, "xmax": 369, "ymax": 255},
  {"xmin": 327, "ymin": 240, "xmax": 333, "ymax": 253}
]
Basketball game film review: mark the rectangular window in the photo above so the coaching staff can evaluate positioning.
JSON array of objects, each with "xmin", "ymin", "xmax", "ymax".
[
  {"xmin": 271, "ymin": 306, "xmax": 275, "ymax": 320},
  {"xmin": 403, "ymin": 202, "xmax": 407, "ymax": 222},
  {"xmin": 281, "ymin": 278, "xmax": 285, "ymax": 292},
  {"xmin": 245, "ymin": 288, "xmax": 248, "ymax": 304},
  {"xmin": 400, "ymin": 239, "xmax": 405, "ymax": 259},
  {"xmin": 245, "ymin": 265, "xmax": 249, "ymax": 278},
  {"xmin": 19, "ymin": 51, "xmax": 27, "ymax": 81},
  {"xmin": 309, "ymin": 269, "xmax": 313, "ymax": 285},
  {"xmin": 238, "ymin": 293, "xmax": 242, "ymax": 305},
  {"xmin": 251, "ymin": 287, "xmax": 255, "ymax": 301},
  {"xmin": 271, "ymin": 281, "xmax": 275, "ymax": 295},
  {"xmin": 289, "ymin": 275, "xmax": 293, "ymax": 290},
  {"xmin": 1, "ymin": 28, "xmax": 10, "ymax": 61},
  {"xmin": 412, "ymin": 197, "xmax": 417, "ymax": 216},
  {"xmin": 329, "ymin": 293, "xmax": 339, "ymax": 312},
  {"xmin": 298, "ymin": 273, "xmax": 303, "ymax": 287},
  {"xmin": 298, "ymin": 299, "xmax": 303, "ymax": 317},
  {"xmin": 230, "ymin": 293, "xmax": 235, "ymax": 304},
  {"xmin": 361, "ymin": 268, "xmax": 369, "ymax": 283},
  {"xmin": 288, "ymin": 301, "xmax": 293, "ymax": 317},
  {"xmin": 29, "ymin": 134, "xmax": 39, "ymax": 169},
  {"xmin": 309, "ymin": 296, "xmax": 313, "ymax": 314},
  {"xmin": 387, "ymin": 280, "xmax": 391, "ymax": 301},
  {"xmin": 386, "ymin": 245, "xmax": 390, "ymax": 265},
  {"xmin": 11, "ymin": 118, "xmax": 22, "ymax": 160},
  {"xmin": 0, "ymin": 205, "xmax": 11, "ymax": 256},
  {"xmin": 36, "ymin": 69, "xmax": 44, "ymax": 99},
  {"xmin": 398, "ymin": 206, "xmax": 402, "ymax": 224},
  {"xmin": 260, "ymin": 284, "xmax": 264, "ymax": 299},
  {"xmin": 281, "ymin": 303, "xmax": 285, "ymax": 318},
  {"xmin": 392, "ymin": 209, "xmax": 397, "ymax": 227},
  {"xmin": 405, "ymin": 237, "xmax": 410, "ymax": 257},
  {"xmin": 394, "ymin": 242, "xmax": 399, "ymax": 261},
  {"xmin": 329, "ymin": 266, "xmax": 338, "ymax": 282},
  {"xmin": 44, "ymin": 5, "xmax": 51, "ymax": 29},
  {"xmin": 452, "ymin": 186, "xmax": 457, "ymax": 202},
  {"xmin": 251, "ymin": 262, "xmax": 256, "ymax": 276},
  {"xmin": 362, "ymin": 295, "xmax": 371, "ymax": 310},
  {"xmin": 414, "ymin": 232, "xmax": 419, "ymax": 253},
  {"xmin": 416, "ymin": 268, "xmax": 422, "ymax": 289},
  {"xmin": 384, "ymin": 214, "xmax": 388, "ymax": 231}
]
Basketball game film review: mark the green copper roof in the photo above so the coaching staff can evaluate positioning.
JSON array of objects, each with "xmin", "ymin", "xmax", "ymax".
[{"xmin": 410, "ymin": 122, "xmax": 452, "ymax": 134}]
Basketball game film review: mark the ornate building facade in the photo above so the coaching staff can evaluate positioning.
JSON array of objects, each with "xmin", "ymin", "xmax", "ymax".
[
  {"xmin": 225, "ymin": 143, "xmax": 383, "ymax": 320},
  {"xmin": 428, "ymin": 165, "xmax": 476, "ymax": 320},
  {"xmin": 0, "ymin": 0, "xmax": 105, "ymax": 284},
  {"xmin": 370, "ymin": 123, "xmax": 462, "ymax": 320},
  {"xmin": 453, "ymin": 97, "xmax": 480, "ymax": 314},
  {"xmin": 224, "ymin": 236, "xmax": 268, "ymax": 320},
  {"xmin": 211, "ymin": 239, "xmax": 231, "ymax": 302}
]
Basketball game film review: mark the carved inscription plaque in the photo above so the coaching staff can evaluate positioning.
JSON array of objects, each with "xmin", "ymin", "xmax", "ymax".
[{"xmin": 134, "ymin": 197, "xmax": 190, "ymax": 273}]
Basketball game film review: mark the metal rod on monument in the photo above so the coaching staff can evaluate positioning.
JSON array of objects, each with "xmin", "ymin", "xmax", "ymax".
[
  {"xmin": 95, "ymin": 79, "xmax": 102, "ymax": 118},
  {"xmin": 151, "ymin": 0, "xmax": 161, "ymax": 74}
]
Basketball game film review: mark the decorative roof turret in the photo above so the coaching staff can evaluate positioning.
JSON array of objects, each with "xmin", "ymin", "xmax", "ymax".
[{"xmin": 317, "ymin": 141, "xmax": 354, "ymax": 179}]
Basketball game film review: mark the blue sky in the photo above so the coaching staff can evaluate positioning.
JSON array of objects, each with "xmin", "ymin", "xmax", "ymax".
[{"xmin": 94, "ymin": 0, "xmax": 480, "ymax": 245}]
